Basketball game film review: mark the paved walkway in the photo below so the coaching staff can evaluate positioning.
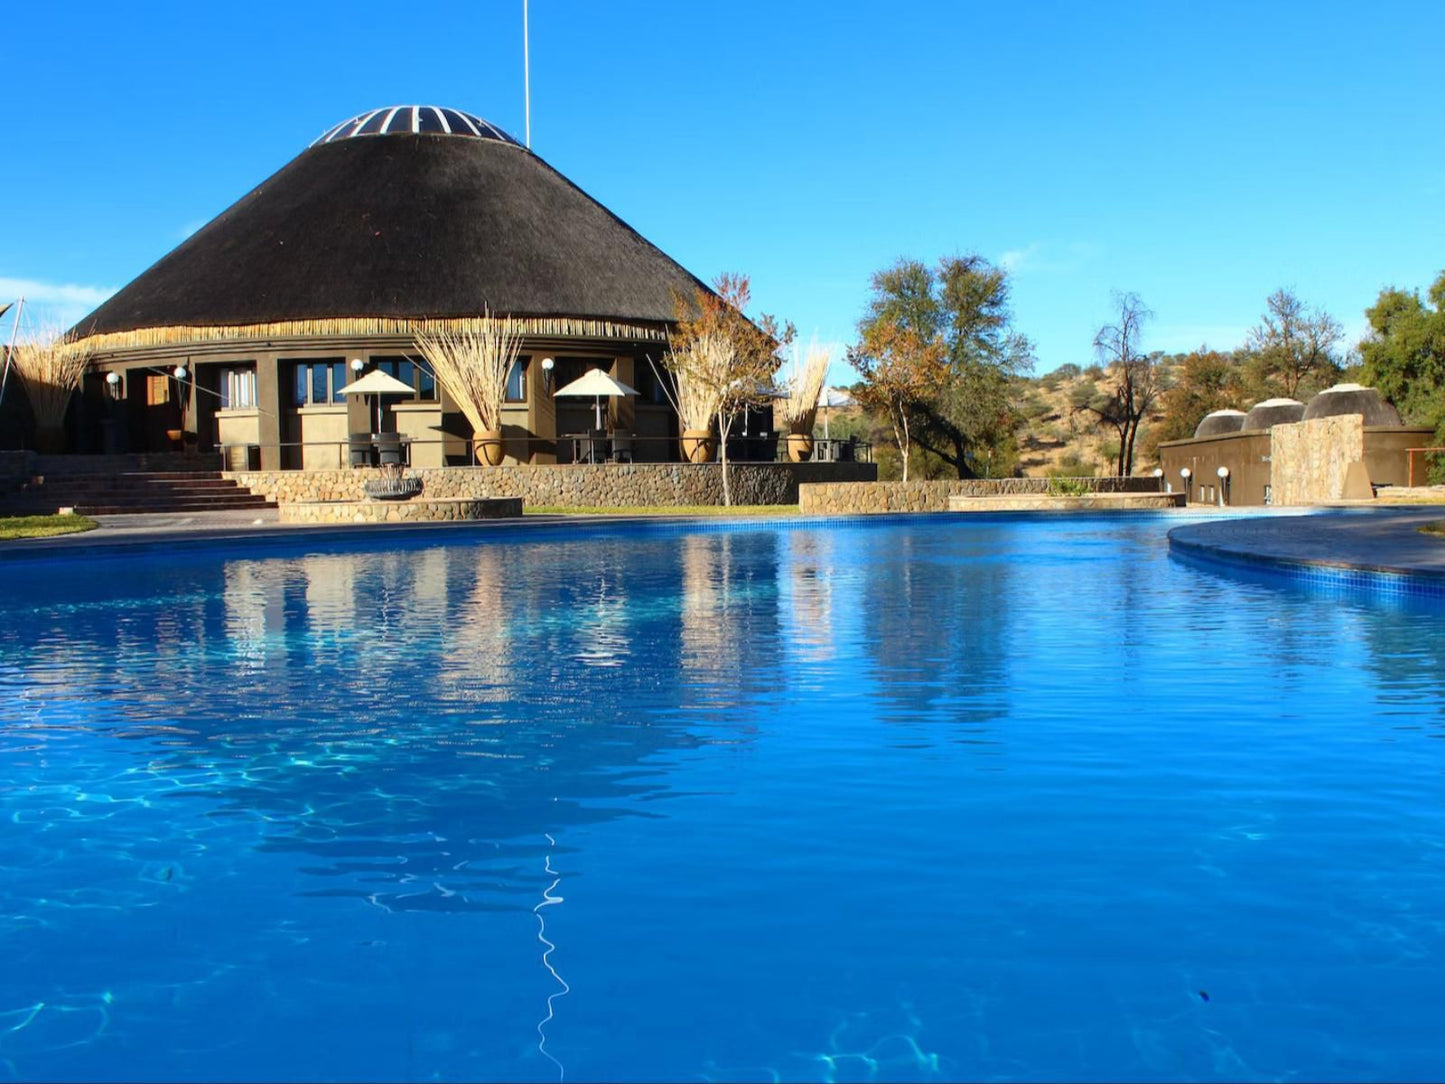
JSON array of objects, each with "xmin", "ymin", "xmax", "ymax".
[{"xmin": 1169, "ymin": 507, "xmax": 1445, "ymax": 577}]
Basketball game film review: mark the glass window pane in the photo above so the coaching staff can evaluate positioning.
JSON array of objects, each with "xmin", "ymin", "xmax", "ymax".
[
  {"xmin": 312, "ymin": 365, "xmax": 327, "ymax": 406},
  {"xmin": 416, "ymin": 359, "xmax": 436, "ymax": 400},
  {"xmin": 357, "ymin": 109, "xmax": 389, "ymax": 136},
  {"xmin": 506, "ymin": 356, "xmax": 529, "ymax": 402},
  {"xmin": 418, "ymin": 107, "xmax": 446, "ymax": 134},
  {"xmin": 294, "ymin": 364, "xmax": 308, "ymax": 407},
  {"xmin": 331, "ymin": 362, "xmax": 347, "ymax": 403}
]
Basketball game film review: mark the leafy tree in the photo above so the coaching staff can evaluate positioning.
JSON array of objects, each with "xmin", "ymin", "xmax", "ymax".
[
  {"xmin": 1358, "ymin": 271, "xmax": 1445, "ymax": 480},
  {"xmin": 1078, "ymin": 292, "xmax": 1161, "ymax": 476},
  {"xmin": 1147, "ymin": 348, "xmax": 1247, "ymax": 456},
  {"xmin": 848, "ymin": 316, "xmax": 945, "ymax": 481},
  {"xmin": 849, "ymin": 256, "xmax": 1033, "ymax": 481},
  {"xmin": 1245, "ymin": 288, "xmax": 1343, "ymax": 397}
]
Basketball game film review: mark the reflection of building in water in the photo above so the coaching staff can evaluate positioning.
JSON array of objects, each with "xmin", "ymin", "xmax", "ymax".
[
  {"xmin": 780, "ymin": 531, "xmax": 837, "ymax": 665},
  {"xmin": 439, "ymin": 544, "xmax": 515, "ymax": 706},
  {"xmin": 681, "ymin": 534, "xmax": 732, "ymax": 677}
]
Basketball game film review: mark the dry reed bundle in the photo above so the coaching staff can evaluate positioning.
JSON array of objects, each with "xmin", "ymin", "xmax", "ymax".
[
  {"xmin": 10, "ymin": 329, "xmax": 92, "ymax": 432},
  {"xmin": 414, "ymin": 312, "xmax": 523, "ymax": 433},
  {"xmin": 782, "ymin": 343, "xmax": 831, "ymax": 433},
  {"xmin": 662, "ymin": 331, "xmax": 737, "ymax": 431}
]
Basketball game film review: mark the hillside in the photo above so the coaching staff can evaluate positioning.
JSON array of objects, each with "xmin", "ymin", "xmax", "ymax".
[{"xmin": 1013, "ymin": 362, "xmax": 1172, "ymax": 477}]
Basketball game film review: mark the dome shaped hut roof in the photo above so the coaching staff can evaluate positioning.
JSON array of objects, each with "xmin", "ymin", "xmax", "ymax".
[
  {"xmin": 72, "ymin": 106, "xmax": 709, "ymax": 349},
  {"xmin": 1301, "ymin": 384, "xmax": 1403, "ymax": 427},
  {"xmin": 1241, "ymin": 397, "xmax": 1305, "ymax": 430},
  {"xmin": 1194, "ymin": 409, "xmax": 1247, "ymax": 437}
]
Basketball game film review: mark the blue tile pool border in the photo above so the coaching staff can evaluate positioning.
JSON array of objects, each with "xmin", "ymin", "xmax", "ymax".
[{"xmin": 1168, "ymin": 533, "xmax": 1445, "ymax": 600}]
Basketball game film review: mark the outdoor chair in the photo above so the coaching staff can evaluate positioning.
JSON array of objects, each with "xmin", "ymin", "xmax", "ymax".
[
  {"xmin": 609, "ymin": 431, "xmax": 634, "ymax": 463},
  {"xmin": 374, "ymin": 433, "xmax": 403, "ymax": 467},
  {"xmin": 348, "ymin": 433, "xmax": 373, "ymax": 468}
]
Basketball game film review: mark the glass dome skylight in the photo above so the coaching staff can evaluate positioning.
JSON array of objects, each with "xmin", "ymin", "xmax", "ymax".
[{"xmin": 311, "ymin": 106, "xmax": 522, "ymax": 147}]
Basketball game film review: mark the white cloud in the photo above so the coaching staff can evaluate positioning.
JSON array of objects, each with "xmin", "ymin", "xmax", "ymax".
[
  {"xmin": 997, "ymin": 242, "xmax": 1098, "ymax": 277},
  {"xmin": 0, "ymin": 276, "xmax": 117, "ymax": 332},
  {"xmin": 1000, "ymin": 243, "xmax": 1042, "ymax": 274}
]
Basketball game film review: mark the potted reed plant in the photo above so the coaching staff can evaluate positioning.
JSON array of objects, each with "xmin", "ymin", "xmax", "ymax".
[
  {"xmin": 415, "ymin": 310, "xmax": 523, "ymax": 466},
  {"xmin": 10, "ymin": 329, "xmax": 92, "ymax": 454},
  {"xmin": 781, "ymin": 343, "xmax": 830, "ymax": 462}
]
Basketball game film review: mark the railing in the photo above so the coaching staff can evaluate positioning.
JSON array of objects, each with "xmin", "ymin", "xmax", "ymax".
[
  {"xmin": 1406, "ymin": 447, "xmax": 1445, "ymax": 488},
  {"xmin": 216, "ymin": 433, "xmax": 874, "ymax": 471}
]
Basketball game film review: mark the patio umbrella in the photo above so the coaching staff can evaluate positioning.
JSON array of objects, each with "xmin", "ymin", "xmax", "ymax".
[
  {"xmin": 339, "ymin": 368, "xmax": 416, "ymax": 433},
  {"xmin": 554, "ymin": 368, "xmax": 638, "ymax": 430}
]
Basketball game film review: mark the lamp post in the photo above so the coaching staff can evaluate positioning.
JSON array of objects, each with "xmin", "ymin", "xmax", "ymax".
[
  {"xmin": 541, "ymin": 357, "xmax": 554, "ymax": 394},
  {"xmin": 1153, "ymin": 466, "xmax": 1167, "ymax": 494},
  {"xmin": 1216, "ymin": 465, "xmax": 1230, "ymax": 507},
  {"xmin": 1180, "ymin": 466, "xmax": 1192, "ymax": 504}
]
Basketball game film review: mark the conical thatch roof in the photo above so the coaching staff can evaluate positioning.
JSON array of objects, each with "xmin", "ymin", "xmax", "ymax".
[
  {"xmin": 1302, "ymin": 384, "xmax": 1402, "ymax": 427},
  {"xmin": 73, "ymin": 107, "xmax": 709, "ymax": 349}
]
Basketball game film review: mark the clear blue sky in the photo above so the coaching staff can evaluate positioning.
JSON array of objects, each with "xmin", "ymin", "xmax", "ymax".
[{"xmin": 4, "ymin": 0, "xmax": 1443, "ymax": 380}]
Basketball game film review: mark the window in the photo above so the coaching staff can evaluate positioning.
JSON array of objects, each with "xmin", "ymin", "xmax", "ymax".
[
  {"xmin": 505, "ymin": 356, "xmax": 530, "ymax": 403},
  {"xmin": 370, "ymin": 356, "xmax": 437, "ymax": 401},
  {"xmin": 632, "ymin": 356, "xmax": 672, "ymax": 405},
  {"xmin": 289, "ymin": 359, "xmax": 347, "ymax": 407},
  {"xmin": 220, "ymin": 366, "xmax": 256, "ymax": 409}
]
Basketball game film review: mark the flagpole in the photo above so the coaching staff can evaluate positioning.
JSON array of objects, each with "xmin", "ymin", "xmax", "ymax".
[
  {"xmin": 0, "ymin": 298, "xmax": 25, "ymax": 408},
  {"xmin": 523, "ymin": 0, "xmax": 531, "ymax": 149}
]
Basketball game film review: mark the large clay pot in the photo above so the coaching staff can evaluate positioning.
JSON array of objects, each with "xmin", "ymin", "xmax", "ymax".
[
  {"xmin": 35, "ymin": 425, "xmax": 67, "ymax": 454},
  {"xmin": 786, "ymin": 432, "xmax": 815, "ymax": 463},
  {"xmin": 680, "ymin": 429, "xmax": 715, "ymax": 464},
  {"xmin": 474, "ymin": 429, "xmax": 505, "ymax": 466}
]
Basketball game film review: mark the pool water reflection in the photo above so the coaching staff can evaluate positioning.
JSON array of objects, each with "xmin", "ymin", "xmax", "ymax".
[{"xmin": 1, "ymin": 516, "xmax": 1443, "ymax": 1081}]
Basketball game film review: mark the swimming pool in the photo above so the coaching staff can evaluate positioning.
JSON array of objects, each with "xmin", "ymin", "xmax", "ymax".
[{"xmin": 2, "ymin": 515, "xmax": 1442, "ymax": 1082}]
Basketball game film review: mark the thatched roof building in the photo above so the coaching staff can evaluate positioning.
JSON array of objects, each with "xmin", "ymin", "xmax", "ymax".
[
  {"xmin": 75, "ymin": 106, "xmax": 707, "ymax": 351},
  {"xmin": 65, "ymin": 106, "xmax": 725, "ymax": 469}
]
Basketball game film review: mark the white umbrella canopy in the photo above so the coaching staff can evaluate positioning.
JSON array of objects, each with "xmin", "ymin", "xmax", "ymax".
[
  {"xmin": 554, "ymin": 367, "xmax": 638, "ymax": 429},
  {"xmin": 339, "ymin": 369, "xmax": 417, "ymax": 432}
]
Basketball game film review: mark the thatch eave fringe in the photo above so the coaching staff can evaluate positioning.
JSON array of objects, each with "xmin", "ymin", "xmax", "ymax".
[{"xmin": 73, "ymin": 315, "xmax": 671, "ymax": 356}]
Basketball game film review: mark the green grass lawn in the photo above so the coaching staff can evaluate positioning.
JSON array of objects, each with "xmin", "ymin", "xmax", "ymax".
[
  {"xmin": 0, "ymin": 514, "xmax": 100, "ymax": 540},
  {"xmin": 525, "ymin": 504, "xmax": 800, "ymax": 517}
]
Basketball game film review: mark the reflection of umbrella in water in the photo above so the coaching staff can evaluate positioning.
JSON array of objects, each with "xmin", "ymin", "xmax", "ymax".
[
  {"xmin": 339, "ymin": 369, "xmax": 417, "ymax": 433},
  {"xmin": 553, "ymin": 368, "xmax": 638, "ymax": 430}
]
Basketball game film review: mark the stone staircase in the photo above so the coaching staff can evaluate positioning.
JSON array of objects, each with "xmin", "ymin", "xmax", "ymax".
[{"xmin": 1, "ymin": 470, "xmax": 275, "ymax": 517}]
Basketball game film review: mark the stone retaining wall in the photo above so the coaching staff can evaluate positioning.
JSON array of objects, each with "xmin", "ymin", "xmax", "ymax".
[
  {"xmin": 279, "ymin": 497, "xmax": 523, "ymax": 524},
  {"xmin": 227, "ymin": 461, "xmax": 876, "ymax": 508},
  {"xmin": 1271, "ymin": 415, "xmax": 1364, "ymax": 506},
  {"xmin": 800, "ymin": 476, "xmax": 1161, "ymax": 514},
  {"xmin": 948, "ymin": 492, "xmax": 1185, "ymax": 512}
]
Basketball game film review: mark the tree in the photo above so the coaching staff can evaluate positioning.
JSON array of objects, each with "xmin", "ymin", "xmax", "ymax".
[
  {"xmin": 666, "ymin": 273, "xmax": 792, "ymax": 505},
  {"xmin": 1358, "ymin": 271, "xmax": 1445, "ymax": 480},
  {"xmin": 848, "ymin": 317, "xmax": 945, "ymax": 481},
  {"xmin": 1245, "ymin": 288, "xmax": 1343, "ymax": 397},
  {"xmin": 849, "ymin": 256, "xmax": 1033, "ymax": 480},
  {"xmin": 1149, "ymin": 348, "xmax": 1248, "ymax": 452},
  {"xmin": 1079, "ymin": 292, "xmax": 1161, "ymax": 476}
]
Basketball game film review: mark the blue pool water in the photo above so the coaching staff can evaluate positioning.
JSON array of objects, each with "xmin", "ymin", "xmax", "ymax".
[{"xmin": 2, "ymin": 514, "xmax": 1444, "ymax": 1082}]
